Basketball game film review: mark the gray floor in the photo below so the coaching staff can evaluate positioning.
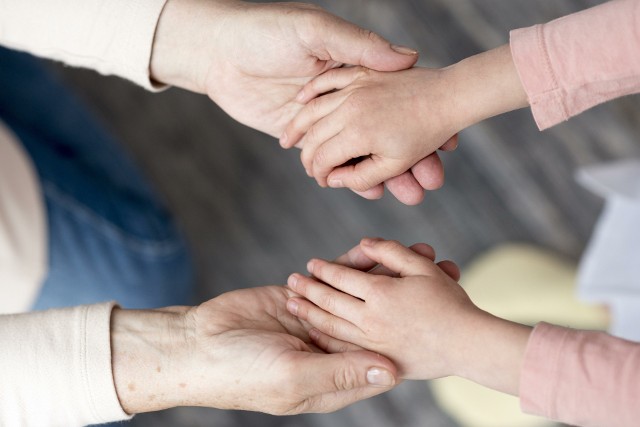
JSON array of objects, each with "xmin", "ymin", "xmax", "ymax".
[{"xmin": 51, "ymin": 0, "xmax": 639, "ymax": 426}]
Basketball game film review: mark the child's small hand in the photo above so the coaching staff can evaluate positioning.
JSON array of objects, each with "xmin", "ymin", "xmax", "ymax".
[
  {"xmin": 280, "ymin": 66, "xmax": 460, "ymax": 195},
  {"xmin": 285, "ymin": 238, "xmax": 477, "ymax": 380}
]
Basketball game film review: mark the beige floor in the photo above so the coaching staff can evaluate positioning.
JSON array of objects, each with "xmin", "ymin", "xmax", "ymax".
[{"xmin": 51, "ymin": 0, "xmax": 640, "ymax": 426}]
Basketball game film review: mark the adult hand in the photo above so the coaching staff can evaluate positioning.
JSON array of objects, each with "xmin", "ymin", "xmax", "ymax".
[
  {"xmin": 111, "ymin": 286, "xmax": 398, "ymax": 416},
  {"xmin": 150, "ymin": 0, "xmax": 442, "ymax": 205},
  {"xmin": 151, "ymin": 0, "xmax": 418, "ymax": 137}
]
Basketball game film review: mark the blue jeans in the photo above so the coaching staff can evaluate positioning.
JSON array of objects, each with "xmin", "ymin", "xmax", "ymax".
[{"xmin": 0, "ymin": 46, "xmax": 195, "ymax": 310}]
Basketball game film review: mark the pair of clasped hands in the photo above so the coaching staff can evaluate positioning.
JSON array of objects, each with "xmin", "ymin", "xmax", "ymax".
[{"xmin": 117, "ymin": 0, "xmax": 530, "ymax": 419}]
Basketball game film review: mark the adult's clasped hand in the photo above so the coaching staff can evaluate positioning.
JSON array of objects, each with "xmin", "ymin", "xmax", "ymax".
[
  {"xmin": 111, "ymin": 285, "xmax": 398, "ymax": 416},
  {"xmin": 150, "ymin": 0, "xmax": 450, "ymax": 205}
]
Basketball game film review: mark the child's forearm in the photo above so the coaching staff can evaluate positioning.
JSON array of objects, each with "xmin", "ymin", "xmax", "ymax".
[
  {"xmin": 445, "ymin": 44, "xmax": 529, "ymax": 132},
  {"xmin": 451, "ymin": 311, "xmax": 532, "ymax": 396}
]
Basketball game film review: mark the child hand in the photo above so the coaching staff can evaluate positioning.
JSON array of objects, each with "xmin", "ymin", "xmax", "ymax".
[
  {"xmin": 280, "ymin": 66, "xmax": 460, "ymax": 194},
  {"xmin": 285, "ymin": 238, "xmax": 477, "ymax": 380}
]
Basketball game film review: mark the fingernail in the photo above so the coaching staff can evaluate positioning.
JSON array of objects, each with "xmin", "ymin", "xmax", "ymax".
[
  {"xmin": 367, "ymin": 368, "xmax": 395, "ymax": 387},
  {"xmin": 286, "ymin": 299, "xmax": 299, "ymax": 316},
  {"xmin": 296, "ymin": 89, "xmax": 306, "ymax": 103},
  {"xmin": 306, "ymin": 260, "xmax": 315, "ymax": 274},
  {"xmin": 280, "ymin": 132, "xmax": 288, "ymax": 148},
  {"xmin": 287, "ymin": 274, "xmax": 298, "ymax": 290},
  {"xmin": 328, "ymin": 178, "xmax": 343, "ymax": 188},
  {"xmin": 391, "ymin": 44, "xmax": 418, "ymax": 55}
]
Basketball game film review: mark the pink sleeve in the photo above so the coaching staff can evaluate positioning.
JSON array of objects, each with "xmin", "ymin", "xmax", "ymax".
[
  {"xmin": 520, "ymin": 322, "xmax": 640, "ymax": 427},
  {"xmin": 509, "ymin": 0, "xmax": 640, "ymax": 130}
]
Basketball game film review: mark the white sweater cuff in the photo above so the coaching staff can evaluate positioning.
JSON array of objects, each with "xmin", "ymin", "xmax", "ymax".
[
  {"xmin": 0, "ymin": 0, "xmax": 168, "ymax": 90},
  {"xmin": 0, "ymin": 302, "xmax": 131, "ymax": 426}
]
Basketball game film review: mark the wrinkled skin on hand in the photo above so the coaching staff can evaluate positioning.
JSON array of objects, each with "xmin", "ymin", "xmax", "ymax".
[{"xmin": 181, "ymin": 285, "xmax": 396, "ymax": 414}]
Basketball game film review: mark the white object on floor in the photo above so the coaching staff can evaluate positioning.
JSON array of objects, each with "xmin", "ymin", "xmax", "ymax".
[{"xmin": 576, "ymin": 159, "xmax": 640, "ymax": 342}]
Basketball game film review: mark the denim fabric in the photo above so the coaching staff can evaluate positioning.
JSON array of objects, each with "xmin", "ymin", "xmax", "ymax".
[{"xmin": 0, "ymin": 46, "xmax": 195, "ymax": 310}]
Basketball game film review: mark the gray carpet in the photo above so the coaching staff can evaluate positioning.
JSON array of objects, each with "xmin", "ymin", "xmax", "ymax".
[{"xmin": 50, "ymin": 0, "xmax": 639, "ymax": 425}]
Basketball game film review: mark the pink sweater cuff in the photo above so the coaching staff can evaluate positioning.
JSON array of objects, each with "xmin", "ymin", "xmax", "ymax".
[
  {"xmin": 520, "ymin": 322, "xmax": 640, "ymax": 427},
  {"xmin": 510, "ymin": 0, "xmax": 640, "ymax": 130}
]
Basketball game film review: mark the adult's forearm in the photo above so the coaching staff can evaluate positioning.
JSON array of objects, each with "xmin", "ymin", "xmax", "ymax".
[{"xmin": 111, "ymin": 307, "xmax": 193, "ymax": 414}]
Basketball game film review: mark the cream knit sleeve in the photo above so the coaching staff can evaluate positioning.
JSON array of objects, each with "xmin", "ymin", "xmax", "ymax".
[
  {"xmin": 0, "ymin": 0, "xmax": 168, "ymax": 90},
  {"xmin": 0, "ymin": 303, "xmax": 131, "ymax": 426}
]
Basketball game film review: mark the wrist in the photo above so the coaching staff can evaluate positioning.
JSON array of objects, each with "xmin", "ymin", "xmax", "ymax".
[
  {"xmin": 446, "ymin": 44, "xmax": 529, "ymax": 130},
  {"xmin": 111, "ymin": 307, "xmax": 194, "ymax": 414},
  {"xmin": 453, "ymin": 311, "xmax": 532, "ymax": 396},
  {"xmin": 150, "ymin": 0, "xmax": 237, "ymax": 92}
]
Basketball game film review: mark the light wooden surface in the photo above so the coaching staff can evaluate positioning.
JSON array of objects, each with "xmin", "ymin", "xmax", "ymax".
[{"xmin": 52, "ymin": 0, "xmax": 639, "ymax": 425}]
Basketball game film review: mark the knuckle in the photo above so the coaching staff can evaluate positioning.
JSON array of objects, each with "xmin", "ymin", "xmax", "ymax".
[
  {"xmin": 312, "ymin": 146, "xmax": 329, "ymax": 171},
  {"xmin": 307, "ymin": 97, "xmax": 322, "ymax": 116},
  {"xmin": 289, "ymin": 397, "xmax": 314, "ymax": 415},
  {"xmin": 351, "ymin": 173, "xmax": 375, "ymax": 192},
  {"xmin": 358, "ymin": 27, "xmax": 379, "ymax": 44},
  {"xmin": 319, "ymin": 292, "xmax": 337, "ymax": 313},
  {"xmin": 333, "ymin": 364, "xmax": 360, "ymax": 391},
  {"xmin": 335, "ymin": 341, "xmax": 351, "ymax": 353},
  {"xmin": 305, "ymin": 123, "xmax": 321, "ymax": 146},
  {"xmin": 379, "ymin": 239, "xmax": 403, "ymax": 252},
  {"xmin": 321, "ymin": 318, "xmax": 338, "ymax": 337},
  {"xmin": 327, "ymin": 265, "xmax": 346, "ymax": 286}
]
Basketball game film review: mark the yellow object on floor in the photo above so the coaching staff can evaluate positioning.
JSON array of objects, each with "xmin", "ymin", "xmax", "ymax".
[{"xmin": 430, "ymin": 244, "xmax": 609, "ymax": 427}]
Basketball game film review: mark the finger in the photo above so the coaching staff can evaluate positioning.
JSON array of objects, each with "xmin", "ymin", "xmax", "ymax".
[
  {"xmin": 306, "ymin": 258, "xmax": 377, "ymax": 300},
  {"xmin": 333, "ymin": 241, "xmax": 382, "ymax": 271},
  {"xmin": 311, "ymin": 12, "xmax": 418, "ymax": 71},
  {"xmin": 299, "ymin": 121, "xmax": 359, "ymax": 181},
  {"xmin": 411, "ymin": 153, "xmax": 444, "ymax": 191},
  {"xmin": 307, "ymin": 132, "xmax": 372, "ymax": 187},
  {"xmin": 287, "ymin": 273, "xmax": 364, "ymax": 321},
  {"xmin": 359, "ymin": 238, "xmax": 435, "ymax": 277},
  {"xmin": 367, "ymin": 242, "xmax": 437, "ymax": 277},
  {"xmin": 352, "ymin": 185, "xmax": 385, "ymax": 200},
  {"xmin": 309, "ymin": 328, "xmax": 365, "ymax": 353},
  {"xmin": 409, "ymin": 242, "xmax": 437, "ymax": 261},
  {"xmin": 336, "ymin": 241, "xmax": 436, "ymax": 277},
  {"xmin": 295, "ymin": 66, "xmax": 365, "ymax": 105},
  {"xmin": 437, "ymin": 260, "xmax": 461, "ymax": 281},
  {"xmin": 440, "ymin": 134, "xmax": 459, "ymax": 152},
  {"xmin": 282, "ymin": 90, "xmax": 347, "ymax": 149},
  {"xmin": 324, "ymin": 155, "xmax": 409, "ymax": 192},
  {"xmin": 385, "ymin": 172, "xmax": 425, "ymax": 206},
  {"xmin": 286, "ymin": 297, "xmax": 362, "ymax": 343},
  {"xmin": 294, "ymin": 350, "xmax": 397, "ymax": 413}
]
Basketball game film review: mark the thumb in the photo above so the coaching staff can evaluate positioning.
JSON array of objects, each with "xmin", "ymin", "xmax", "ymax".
[
  {"xmin": 298, "ymin": 350, "xmax": 398, "ymax": 412},
  {"xmin": 311, "ymin": 13, "xmax": 419, "ymax": 71},
  {"xmin": 329, "ymin": 157, "xmax": 408, "ymax": 192}
]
